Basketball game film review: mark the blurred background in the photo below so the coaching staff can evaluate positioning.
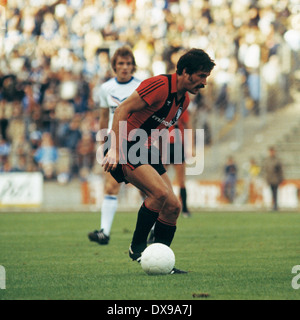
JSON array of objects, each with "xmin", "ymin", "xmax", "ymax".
[{"xmin": 0, "ymin": 0, "xmax": 299, "ymax": 211}]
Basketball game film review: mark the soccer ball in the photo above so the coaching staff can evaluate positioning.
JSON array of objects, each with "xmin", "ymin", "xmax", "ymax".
[{"xmin": 140, "ymin": 243, "xmax": 175, "ymax": 275}]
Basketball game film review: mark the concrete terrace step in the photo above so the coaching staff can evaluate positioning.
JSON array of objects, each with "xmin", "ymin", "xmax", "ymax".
[{"xmin": 198, "ymin": 97, "xmax": 300, "ymax": 180}]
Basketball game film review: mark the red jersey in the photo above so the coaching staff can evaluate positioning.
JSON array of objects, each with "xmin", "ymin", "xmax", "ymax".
[
  {"xmin": 169, "ymin": 109, "xmax": 189, "ymax": 144},
  {"xmin": 126, "ymin": 73, "xmax": 190, "ymax": 146}
]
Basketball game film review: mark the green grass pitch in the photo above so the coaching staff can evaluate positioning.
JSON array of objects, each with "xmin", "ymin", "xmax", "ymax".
[{"xmin": 0, "ymin": 210, "xmax": 300, "ymax": 301}]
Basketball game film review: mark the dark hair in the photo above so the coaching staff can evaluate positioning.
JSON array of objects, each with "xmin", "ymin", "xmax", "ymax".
[
  {"xmin": 111, "ymin": 46, "xmax": 137, "ymax": 73},
  {"xmin": 176, "ymin": 48, "xmax": 215, "ymax": 75}
]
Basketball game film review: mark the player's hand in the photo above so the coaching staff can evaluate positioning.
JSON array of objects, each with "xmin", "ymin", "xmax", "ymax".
[{"xmin": 102, "ymin": 148, "xmax": 119, "ymax": 172}]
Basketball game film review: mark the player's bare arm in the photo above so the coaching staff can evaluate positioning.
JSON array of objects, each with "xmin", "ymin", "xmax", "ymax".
[{"xmin": 102, "ymin": 91, "xmax": 147, "ymax": 172}]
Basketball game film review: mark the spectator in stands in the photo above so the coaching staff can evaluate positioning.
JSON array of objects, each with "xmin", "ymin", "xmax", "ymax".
[
  {"xmin": 29, "ymin": 128, "xmax": 42, "ymax": 152},
  {"xmin": 34, "ymin": 132, "xmax": 58, "ymax": 180},
  {"xmin": 0, "ymin": 135, "xmax": 11, "ymax": 171},
  {"xmin": 0, "ymin": 107, "xmax": 9, "ymax": 141},
  {"xmin": 223, "ymin": 156, "xmax": 238, "ymax": 203},
  {"xmin": 62, "ymin": 114, "xmax": 82, "ymax": 176},
  {"xmin": 76, "ymin": 131, "xmax": 95, "ymax": 178},
  {"xmin": 0, "ymin": 160, "xmax": 13, "ymax": 173},
  {"xmin": 9, "ymin": 134, "xmax": 31, "ymax": 170},
  {"xmin": 249, "ymin": 157, "xmax": 261, "ymax": 178},
  {"xmin": 11, "ymin": 155, "xmax": 28, "ymax": 172},
  {"xmin": 263, "ymin": 146, "xmax": 284, "ymax": 211}
]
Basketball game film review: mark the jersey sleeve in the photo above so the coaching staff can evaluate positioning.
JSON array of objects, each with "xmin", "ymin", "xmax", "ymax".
[
  {"xmin": 98, "ymin": 84, "xmax": 109, "ymax": 108},
  {"xmin": 136, "ymin": 75, "xmax": 169, "ymax": 106}
]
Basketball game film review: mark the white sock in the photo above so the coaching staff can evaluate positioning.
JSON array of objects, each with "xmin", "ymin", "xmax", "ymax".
[{"xmin": 100, "ymin": 195, "xmax": 118, "ymax": 236}]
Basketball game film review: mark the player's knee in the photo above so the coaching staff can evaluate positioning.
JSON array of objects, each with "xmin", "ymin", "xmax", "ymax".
[
  {"xmin": 171, "ymin": 198, "xmax": 182, "ymax": 217},
  {"xmin": 154, "ymin": 188, "xmax": 169, "ymax": 205},
  {"xmin": 164, "ymin": 197, "xmax": 181, "ymax": 217}
]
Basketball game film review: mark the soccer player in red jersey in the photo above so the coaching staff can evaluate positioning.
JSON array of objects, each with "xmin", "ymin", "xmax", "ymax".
[{"xmin": 102, "ymin": 48, "xmax": 215, "ymax": 273}]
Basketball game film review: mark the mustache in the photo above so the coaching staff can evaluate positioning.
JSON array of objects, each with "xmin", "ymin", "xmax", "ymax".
[{"xmin": 195, "ymin": 84, "xmax": 205, "ymax": 89}]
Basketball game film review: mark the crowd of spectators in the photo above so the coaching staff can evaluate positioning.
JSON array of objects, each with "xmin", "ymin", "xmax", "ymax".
[{"xmin": 0, "ymin": 0, "xmax": 299, "ymax": 182}]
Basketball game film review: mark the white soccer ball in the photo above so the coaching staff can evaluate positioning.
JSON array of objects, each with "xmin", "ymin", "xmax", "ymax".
[{"xmin": 140, "ymin": 243, "xmax": 175, "ymax": 275}]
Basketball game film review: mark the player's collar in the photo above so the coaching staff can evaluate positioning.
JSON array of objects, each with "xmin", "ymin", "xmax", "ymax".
[
  {"xmin": 171, "ymin": 73, "xmax": 178, "ymax": 93},
  {"xmin": 115, "ymin": 76, "xmax": 134, "ymax": 85}
]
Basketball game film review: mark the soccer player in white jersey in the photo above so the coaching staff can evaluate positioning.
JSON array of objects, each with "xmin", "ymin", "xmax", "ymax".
[{"xmin": 88, "ymin": 46, "xmax": 141, "ymax": 245}]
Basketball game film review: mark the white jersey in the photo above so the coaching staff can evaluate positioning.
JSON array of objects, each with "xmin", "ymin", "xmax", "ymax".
[{"xmin": 97, "ymin": 76, "xmax": 141, "ymax": 130}]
